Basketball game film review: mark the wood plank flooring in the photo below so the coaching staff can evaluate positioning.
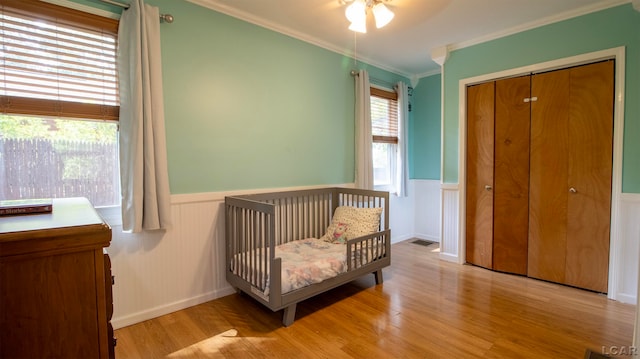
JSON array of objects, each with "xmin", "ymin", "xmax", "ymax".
[{"xmin": 114, "ymin": 240, "xmax": 635, "ymax": 358}]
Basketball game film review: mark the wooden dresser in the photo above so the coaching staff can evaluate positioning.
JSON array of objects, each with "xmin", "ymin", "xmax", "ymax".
[{"xmin": 0, "ymin": 197, "xmax": 115, "ymax": 358}]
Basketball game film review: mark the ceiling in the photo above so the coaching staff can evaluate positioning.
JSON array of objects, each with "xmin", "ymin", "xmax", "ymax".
[{"xmin": 186, "ymin": 0, "xmax": 630, "ymax": 79}]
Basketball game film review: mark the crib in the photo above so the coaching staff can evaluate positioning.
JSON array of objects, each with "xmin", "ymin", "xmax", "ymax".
[{"xmin": 225, "ymin": 187, "xmax": 390, "ymax": 326}]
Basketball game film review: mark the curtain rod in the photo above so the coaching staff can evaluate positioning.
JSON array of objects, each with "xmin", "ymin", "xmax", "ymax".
[
  {"xmin": 350, "ymin": 70, "xmax": 413, "ymax": 92},
  {"xmin": 350, "ymin": 70, "xmax": 396, "ymax": 89},
  {"xmin": 98, "ymin": 0, "xmax": 174, "ymax": 23}
]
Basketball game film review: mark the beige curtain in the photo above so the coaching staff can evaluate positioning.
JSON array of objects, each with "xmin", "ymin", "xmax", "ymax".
[
  {"xmin": 395, "ymin": 81, "xmax": 409, "ymax": 197},
  {"xmin": 355, "ymin": 70, "xmax": 373, "ymax": 189},
  {"xmin": 635, "ymin": 249, "xmax": 640, "ymax": 348},
  {"xmin": 117, "ymin": 0, "xmax": 171, "ymax": 233}
]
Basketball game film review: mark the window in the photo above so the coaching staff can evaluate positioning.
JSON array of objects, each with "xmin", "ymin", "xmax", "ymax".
[
  {"xmin": 370, "ymin": 87, "xmax": 398, "ymax": 191},
  {"xmin": 0, "ymin": 0, "xmax": 120, "ymax": 207}
]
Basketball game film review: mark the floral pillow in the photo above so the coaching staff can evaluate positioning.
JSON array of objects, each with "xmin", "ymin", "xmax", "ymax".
[
  {"xmin": 323, "ymin": 206, "xmax": 383, "ymax": 243},
  {"xmin": 327, "ymin": 222, "xmax": 349, "ymax": 244}
]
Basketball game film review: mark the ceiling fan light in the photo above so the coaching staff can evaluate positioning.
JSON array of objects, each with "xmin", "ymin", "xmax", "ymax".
[
  {"xmin": 348, "ymin": 19, "xmax": 367, "ymax": 33},
  {"xmin": 345, "ymin": 0, "xmax": 367, "ymax": 23},
  {"xmin": 372, "ymin": 3, "xmax": 394, "ymax": 28}
]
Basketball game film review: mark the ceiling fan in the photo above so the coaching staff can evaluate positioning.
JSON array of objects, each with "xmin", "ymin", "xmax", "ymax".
[{"xmin": 341, "ymin": 0, "xmax": 394, "ymax": 33}]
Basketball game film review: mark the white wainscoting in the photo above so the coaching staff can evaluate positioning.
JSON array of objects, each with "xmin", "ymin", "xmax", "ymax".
[
  {"xmin": 439, "ymin": 184, "xmax": 460, "ymax": 262},
  {"xmin": 105, "ymin": 181, "xmax": 441, "ymax": 329},
  {"xmin": 389, "ymin": 179, "xmax": 441, "ymax": 244},
  {"xmin": 107, "ymin": 198, "xmax": 233, "ymax": 329},
  {"xmin": 388, "ymin": 187, "xmax": 415, "ymax": 244},
  {"xmin": 616, "ymin": 193, "xmax": 640, "ymax": 304},
  {"xmin": 412, "ymin": 179, "xmax": 441, "ymax": 242},
  {"xmin": 438, "ymin": 185, "xmax": 640, "ymax": 304},
  {"xmin": 104, "ymin": 183, "xmax": 637, "ymax": 329}
]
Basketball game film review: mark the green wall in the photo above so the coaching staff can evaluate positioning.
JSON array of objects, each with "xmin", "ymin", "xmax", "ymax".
[
  {"xmin": 443, "ymin": 4, "xmax": 640, "ymax": 193},
  {"xmin": 72, "ymin": 0, "xmax": 409, "ymax": 194},
  {"xmin": 411, "ymin": 73, "xmax": 441, "ymax": 180}
]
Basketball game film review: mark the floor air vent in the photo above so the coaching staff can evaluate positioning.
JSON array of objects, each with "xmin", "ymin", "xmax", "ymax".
[{"xmin": 411, "ymin": 239, "xmax": 437, "ymax": 247}]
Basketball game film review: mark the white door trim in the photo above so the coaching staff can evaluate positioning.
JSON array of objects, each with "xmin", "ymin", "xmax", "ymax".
[{"xmin": 454, "ymin": 46, "xmax": 626, "ymax": 299}]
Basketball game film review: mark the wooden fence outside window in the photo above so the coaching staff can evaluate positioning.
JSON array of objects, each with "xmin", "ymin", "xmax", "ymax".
[{"xmin": 0, "ymin": 138, "xmax": 120, "ymax": 206}]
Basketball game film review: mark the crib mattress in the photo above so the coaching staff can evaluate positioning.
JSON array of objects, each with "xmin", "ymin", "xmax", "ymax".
[{"xmin": 232, "ymin": 238, "xmax": 379, "ymax": 296}]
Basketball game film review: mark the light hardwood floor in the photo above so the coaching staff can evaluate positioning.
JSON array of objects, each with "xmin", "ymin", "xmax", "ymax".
[{"xmin": 114, "ymin": 240, "xmax": 635, "ymax": 358}]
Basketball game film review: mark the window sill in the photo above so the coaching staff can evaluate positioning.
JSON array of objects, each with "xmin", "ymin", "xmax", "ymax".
[
  {"xmin": 375, "ymin": 184, "xmax": 396, "ymax": 193},
  {"xmin": 96, "ymin": 206, "xmax": 122, "ymax": 227}
]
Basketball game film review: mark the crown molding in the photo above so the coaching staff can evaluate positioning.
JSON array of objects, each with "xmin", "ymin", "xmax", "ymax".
[
  {"xmin": 430, "ymin": 45, "xmax": 449, "ymax": 67},
  {"xmin": 416, "ymin": 69, "xmax": 442, "ymax": 79},
  {"xmin": 43, "ymin": 0, "xmax": 635, "ymax": 78},
  {"xmin": 448, "ymin": 0, "xmax": 631, "ymax": 51},
  {"xmin": 185, "ymin": 0, "xmax": 412, "ymax": 78}
]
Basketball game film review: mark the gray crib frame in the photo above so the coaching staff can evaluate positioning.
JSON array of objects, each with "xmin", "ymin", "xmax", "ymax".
[{"xmin": 225, "ymin": 187, "xmax": 390, "ymax": 326}]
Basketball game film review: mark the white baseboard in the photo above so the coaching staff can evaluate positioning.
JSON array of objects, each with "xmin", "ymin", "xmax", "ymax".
[
  {"xmin": 111, "ymin": 286, "xmax": 236, "ymax": 330},
  {"xmin": 413, "ymin": 233, "xmax": 440, "ymax": 242},
  {"xmin": 439, "ymin": 252, "xmax": 460, "ymax": 263},
  {"xmin": 391, "ymin": 234, "xmax": 414, "ymax": 244},
  {"xmin": 392, "ymin": 233, "xmax": 440, "ymax": 244},
  {"xmin": 615, "ymin": 293, "xmax": 637, "ymax": 305}
]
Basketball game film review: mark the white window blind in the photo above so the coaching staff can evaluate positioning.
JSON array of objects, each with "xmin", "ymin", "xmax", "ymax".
[
  {"xmin": 370, "ymin": 87, "xmax": 398, "ymax": 144},
  {"xmin": 0, "ymin": 0, "xmax": 121, "ymax": 207},
  {"xmin": 0, "ymin": 0, "xmax": 119, "ymax": 120}
]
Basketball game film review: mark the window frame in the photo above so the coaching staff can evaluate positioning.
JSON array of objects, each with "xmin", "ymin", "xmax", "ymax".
[
  {"xmin": 370, "ymin": 86, "xmax": 399, "ymax": 191},
  {"xmin": 0, "ymin": 0, "xmax": 122, "ymax": 210},
  {"xmin": 0, "ymin": 0, "xmax": 120, "ymax": 121}
]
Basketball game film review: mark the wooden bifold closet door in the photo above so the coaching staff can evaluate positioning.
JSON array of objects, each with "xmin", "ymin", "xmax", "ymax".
[
  {"xmin": 493, "ymin": 76, "xmax": 530, "ymax": 275},
  {"xmin": 465, "ymin": 75, "xmax": 530, "ymax": 275},
  {"xmin": 528, "ymin": 60, "xmax": 614, "ymax": 293},
  {"xmin": 466, "ymin": 60, "xmax": 614, "ymax": 293},
  {"xmin": 466, "ymin": 81, "xmax": 495, "ymax": 270}
]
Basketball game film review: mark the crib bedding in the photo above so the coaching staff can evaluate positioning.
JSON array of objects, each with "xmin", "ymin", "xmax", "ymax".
[
  {"xmin": 226, "ymin": 187, "xmax": 390, "ymax": 326},
  {"xmin": 232, "ymin": 237, "xmax": 381, "ymax": 296}
]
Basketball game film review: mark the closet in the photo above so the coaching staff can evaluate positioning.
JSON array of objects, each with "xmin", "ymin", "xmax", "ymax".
[
  {"xmin": 466, "ymin": 75, "xmax": 530, "ymax": 275},
  {"xmin": 465, "ymin": 60, "xmax": 614, "ymax": 293}
]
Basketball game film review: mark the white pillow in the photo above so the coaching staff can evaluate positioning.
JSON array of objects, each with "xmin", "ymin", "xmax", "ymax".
[{"xmin": 323, "ymin": 206, "xmax": 383, "ymax": 243}]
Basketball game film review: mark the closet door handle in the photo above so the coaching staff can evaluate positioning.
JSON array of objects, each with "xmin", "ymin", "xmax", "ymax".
[
  {"xmin": 485, "ymin": 185, "xmax": 492, "ymax": 191},
  {"xmin": 569, "ymin": 187, "xmax": 577, "ymax": 194}
]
